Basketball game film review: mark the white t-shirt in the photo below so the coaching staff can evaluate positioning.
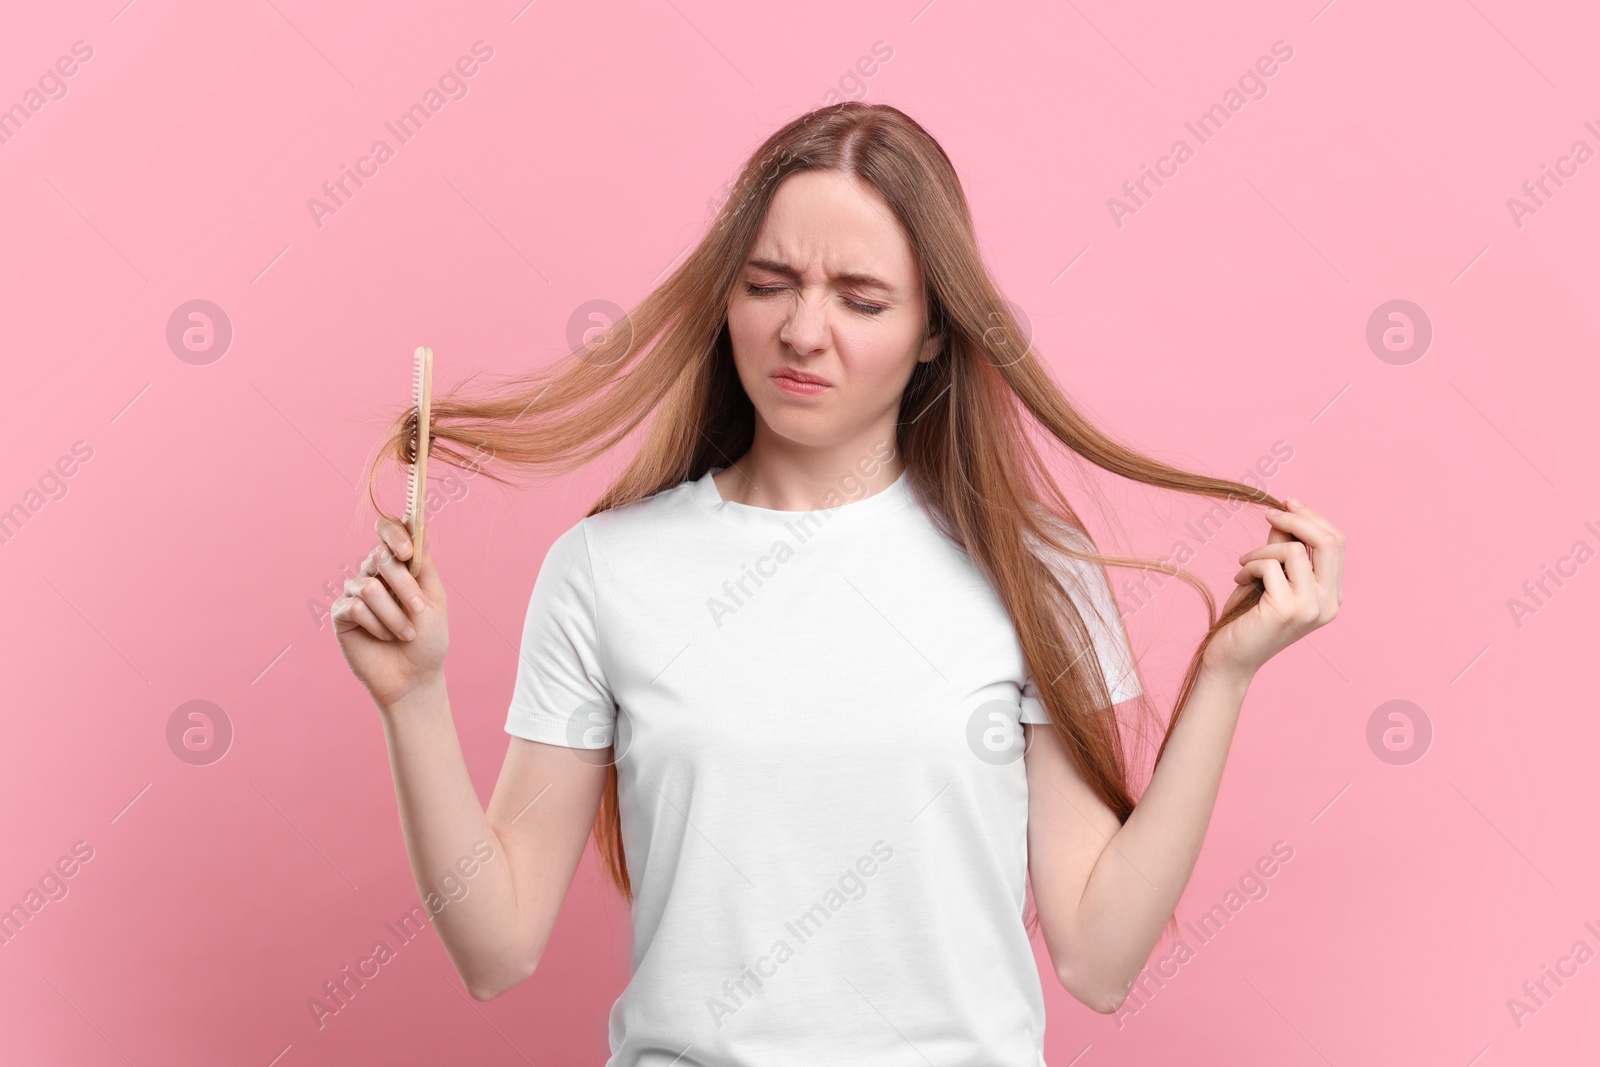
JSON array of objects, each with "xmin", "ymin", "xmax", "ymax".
[{"xmin": 505, "ymin": 465, "xmax": 1141, "ymax": 1066}]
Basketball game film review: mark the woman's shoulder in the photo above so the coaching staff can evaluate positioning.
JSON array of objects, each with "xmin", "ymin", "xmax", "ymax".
[
  {"xmin": 533, "ymin": 484, "xmax": 685, "ymax": 586},
  {"xmin": 564, "ymin": 475, "xmax": 704, "ymax": 546},
  {"xmin": 1020, "ymin": 499, "xmax": 1098, "ymax": 556},
  {"xmin": 1018, "ymin": 502, "xmax": 1124, "ymax": 612}
]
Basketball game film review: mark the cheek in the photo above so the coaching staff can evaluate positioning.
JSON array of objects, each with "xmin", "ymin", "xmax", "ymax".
[
  {"xmin": 727, "ymin": 295, "xmax": 796, "ymax": 357},
  {"xmin": 837, "ymin": 325, "xmax": 918, "ymax": 382},
  {"xmin": 725, "ymin": 301, "xmax": 757, "ymax": 363},
  {"xmin": 725, "ymin": 298, "xmax": 778, "ymax": 388},
  {"xmin": 728, "ymin": 293, "xmax": 770, "ymax": 334}
]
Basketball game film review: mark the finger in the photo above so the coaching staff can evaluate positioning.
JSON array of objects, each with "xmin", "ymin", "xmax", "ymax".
[
  {"xmin": 1236, "ymin": 558, "xmax": 1324, "ymax": 640},
  {"xmin": 1263, "ymin": 508, "xmax": 1333, "ymax": 573},
  {"xmin": 1265, "ymin": 504, "xmax": 1338, "ymax": 550},
  {"xmin": 1220, "ymin": 572, "xmax": 1257, "ymax": 616},
  {"xmin": 1274, "ymin": 501, "xmax": 1345, "ymax": 597},
  {"xmin": 346, "ymin": 575, "xmax": 416, "ymax": 641},
  {"xmin": 409, "ymin": 523, "xmax": 446, "ymax": 602},
  {"xmin": 1242, "ymin": 541, "xmax": 1321, "ymax": 609},
  {"xmin": 1277, "ymin": 540, "xmax": 1317, "ymax": 606},
  {"xmin": 1283, "ymin": 497, "xmax": 1341, "ymax": 540},
  {"xmin": 376, "ymin": 515, "xmax": 414, "ymax": 562},
  {"xmin": 1239, "ymin": 541, "xmax": 1308, "ymax": 565},
  {"xmin": 1290, "ymin": 499, "xmax": 1346, "ymax": 600},
  {"xmin": 331, "ymin": 594, "xmax": 394, "ymax": 641},
  {"xmin": 364, "ymin": 542, "xmax": 426, "ymax": 616},
  {"xmin": 1234, "ymin": 557, "xmax": 1293, "ymax": 610}
]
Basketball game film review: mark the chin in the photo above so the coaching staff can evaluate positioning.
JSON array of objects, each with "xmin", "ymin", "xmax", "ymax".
[
  {"xmin": 750, "ymin": 401, "xmax": 844, "ymax": 446},
  {"xmin": 758, "ymin": 412, "xmax": 835, "ymax": 445}
]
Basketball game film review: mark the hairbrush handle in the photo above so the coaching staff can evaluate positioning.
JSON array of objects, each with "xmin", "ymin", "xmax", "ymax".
[{"xmin": 407, "ymin": 346, "xmax": 434, "ymax": 576}]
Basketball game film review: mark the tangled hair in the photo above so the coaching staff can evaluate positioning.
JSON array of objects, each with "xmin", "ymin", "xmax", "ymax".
[
  {"xmin": 397, "ymin": 406, "xmax": 426, "ymax": 465},
  {"xmin": 362, "ymin": 102, "xmax": 1290, "ymax": 946}
]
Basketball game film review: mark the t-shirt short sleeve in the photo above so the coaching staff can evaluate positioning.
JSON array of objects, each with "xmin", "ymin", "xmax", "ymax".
[
  {"xmin": 1018, "ymin": 527, "xmax": 1142, "ymax": 724},
  {"xmin": 504, "ymin": 520, "xmax": 617, "ymax": 749}
]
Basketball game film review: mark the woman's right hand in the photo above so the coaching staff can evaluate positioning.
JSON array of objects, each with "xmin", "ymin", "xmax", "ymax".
[{"xmin": 332, "ymin": 516, "xmax": 449, "ymax": 711}]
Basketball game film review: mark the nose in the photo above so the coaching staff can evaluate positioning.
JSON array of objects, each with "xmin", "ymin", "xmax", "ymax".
[{"xmin": 777, "ymin": 288, "xmax": 829, "ymax": 357}]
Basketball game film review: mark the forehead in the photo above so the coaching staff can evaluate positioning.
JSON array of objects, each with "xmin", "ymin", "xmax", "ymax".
[{"xmin": 748, "ymin": 170, "xmax": 918, "ymax": 285}]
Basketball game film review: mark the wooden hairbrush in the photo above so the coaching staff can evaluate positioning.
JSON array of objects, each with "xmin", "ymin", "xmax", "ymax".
[{"xmin": 404, "ymin": 345, "xmax": 434, "ymax": 576}]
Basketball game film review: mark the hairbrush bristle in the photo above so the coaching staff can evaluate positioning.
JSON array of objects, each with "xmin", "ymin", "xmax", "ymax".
[
  {"xmin": 403, "ymin": 419, "xmax": 420, "ymax": 514},
  {"xmin": 404, "ymin": 347, "xmax": 434, "ymax": 575}
]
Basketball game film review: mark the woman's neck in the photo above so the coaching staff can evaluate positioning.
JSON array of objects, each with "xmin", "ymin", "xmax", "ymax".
[{"xmin": 712, "ymin": 446, "xmax": 903, "ymax": 511}]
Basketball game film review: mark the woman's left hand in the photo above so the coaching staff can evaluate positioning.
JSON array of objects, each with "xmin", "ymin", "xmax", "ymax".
[{"xmin": 1202, "ymin": 498, "xmax": 1346, "ymax": 681}]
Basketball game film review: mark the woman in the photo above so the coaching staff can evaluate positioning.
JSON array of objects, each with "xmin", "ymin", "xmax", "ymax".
[{"xmin": 334, "ymin": 102, "xmax": 1344, "ymax": 1064}]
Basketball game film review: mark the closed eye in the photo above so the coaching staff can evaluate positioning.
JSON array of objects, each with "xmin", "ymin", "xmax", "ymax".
[{"xmin": 744, "ymin": 283, "xmax": 885, "ymax": 316}]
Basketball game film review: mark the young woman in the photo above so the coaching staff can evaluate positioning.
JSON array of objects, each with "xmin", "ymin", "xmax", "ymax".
[{"xmin": 334, "ymin": 102, "xmax": 1344, "ymax": 1064}]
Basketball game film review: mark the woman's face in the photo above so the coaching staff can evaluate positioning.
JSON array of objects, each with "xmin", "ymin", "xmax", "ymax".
[{"xmin": 726, "ymin": 169, "xmax": 941, "ymax": 454}]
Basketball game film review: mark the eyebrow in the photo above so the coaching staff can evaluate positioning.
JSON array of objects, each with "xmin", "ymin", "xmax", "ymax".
[{"xmin": 744, "ymin": 257, "xmax": 897, "ymax": 296}]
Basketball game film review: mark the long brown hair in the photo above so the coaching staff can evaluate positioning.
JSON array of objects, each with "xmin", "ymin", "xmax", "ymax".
[{"xmin": 363, "ymin": 102, "xmax": 1289, "ymax": 944}]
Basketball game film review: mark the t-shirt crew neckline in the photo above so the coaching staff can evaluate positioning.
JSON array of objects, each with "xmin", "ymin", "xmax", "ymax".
[{"xmin": 693, "ymin": 465, "xmax": 914, "ymax": 530}]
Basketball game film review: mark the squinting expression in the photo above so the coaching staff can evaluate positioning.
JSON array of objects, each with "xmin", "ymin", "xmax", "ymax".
[{"xmin": 726, "ymin": 169, "xmax": 941, "ymax": 448}]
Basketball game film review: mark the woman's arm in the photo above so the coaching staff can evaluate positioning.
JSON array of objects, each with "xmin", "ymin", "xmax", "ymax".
[
  {"xmin": 335, "ymin": 517, "xmax": 609, "ymax": 1000},
  {"xmin": 1025, "ymin": 663, "xmax": 1251, "ymax": 1012},
  {"xmin": 1027, "ymin": 498, "xmax": 1343, "ymax": 1011},
  {"xmin": 380, "ymin": 680, "xmax": 608, "ymax": 1000}
]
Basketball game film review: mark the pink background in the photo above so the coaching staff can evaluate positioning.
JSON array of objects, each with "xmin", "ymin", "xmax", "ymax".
[{"xmin": 3, "ymin": 0, "xmax": 1598, "ymax": 1064}]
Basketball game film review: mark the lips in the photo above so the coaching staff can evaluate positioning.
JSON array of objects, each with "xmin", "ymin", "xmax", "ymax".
[
  {"xmin": 771, "ymin": 368, "xmax": 831, "ymax": 386},
  {"xmin": 770, "ymin": 368, "xmax": 832, "ymax": 398}
]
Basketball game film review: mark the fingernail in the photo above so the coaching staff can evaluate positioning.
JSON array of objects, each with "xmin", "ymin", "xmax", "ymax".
[
  {"xmin": 411, "ymin": 596, "xmax": 425, "ymax": 613},
  {"xmin": 401, "ymin": 625, "xmax": 416, "ymax": 640},
  {"xmin": 1287, "ymin": 497, "xmax": 1302, "ymax": 507}
]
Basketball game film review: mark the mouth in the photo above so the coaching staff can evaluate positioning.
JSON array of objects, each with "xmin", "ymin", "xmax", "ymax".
[{"xmin": 770, "ymin": 368, "xmax": 832, "ymax": 396}]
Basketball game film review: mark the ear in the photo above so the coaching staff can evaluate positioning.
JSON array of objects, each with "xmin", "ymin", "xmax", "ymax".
[{"xmin": 917, "ymin": 326, "xmax": 945, "ymax": 364}]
